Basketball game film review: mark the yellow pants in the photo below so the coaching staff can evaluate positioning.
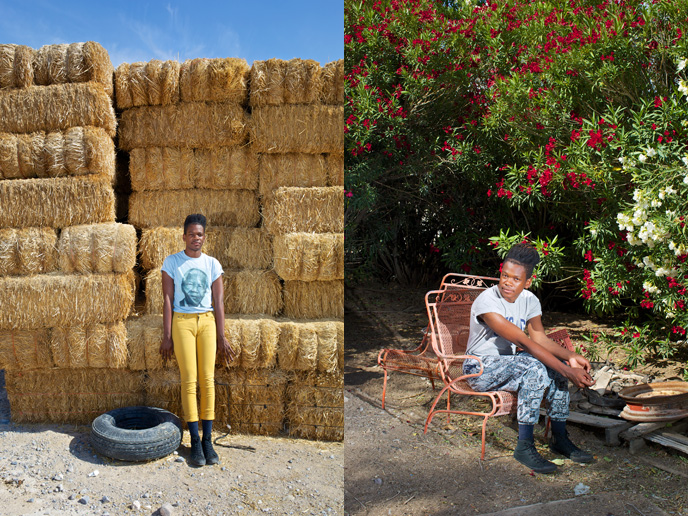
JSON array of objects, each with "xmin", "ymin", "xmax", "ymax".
[{"xmin": 172, "ymin": 311, "xmax": 216, "ymax": 422}]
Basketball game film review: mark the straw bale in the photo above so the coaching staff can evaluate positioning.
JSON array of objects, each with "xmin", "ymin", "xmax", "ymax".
[
  {"xmin": 32, "ymin": 42, "xmax": 114, "ymax": 96},
  {"xmin": 139, "ymin": 227, "xmax": 272, "ymax": 270},
  {"xmin": 0, "ymin": 126, "xmax": 114, "ymax": 180},
  {"xmin": 0, "ymin": 83, "xmax": 116, "ymax": 136},
  {"xmin": 180, "ymin": 58, "xmax": 249, "ymax": 104},
  {"xmin": 0, "ymin": 44, "xmax": 33, "ymax": 88},
  {"xmin": 249, "ymin": 59, "xmax": 321, "ymax": 106},
  {"xmin": 0, "ymin": 329, "xmax": 52, "ymax": 371},
  {"xmin": 144, "ymin": 368, "xmax": 183, "ymax": 417},
  {"xmin": 263, "ymin": 186, "xmax": 343, "ymax": 235},
  {"xmin": 5, "ymin": 369, "xmax": 145, "ymax": 424},
  {"xmin": 0, "ymin": 174, "xmax": 115, "ymax": 229},
  {"xmin": 324, "ymin": 152, "xmax": 344, "ymax": 186},
  {"xmin": 283, "ymin": 280, "xmax": 344, "ymax": 320},
  {"xmin": 126, "ymin": 314, "xmax": 177, "ymax": 370},
  {"xmin": 51, "ymin": 322, "xmax": 127, "ymax": 368},
  {"xmin": 224, "ymin": 269, "xmax": 283, "ymax": 316},
  {"xmin": 258, "ymin": 153, "xmax": 328, "ymax": 199},
  {"xmin": 114, "ymin": 60, "xmax": 181, "ymax": 109},
  {"xmin": 58, "ymin": 223, "xmax": 136, "ymax": 274},
  {"xmin": 250, "ymin": 105, "xmax": 343, "ymax": 154},
  {"xmin": 286, "ymin": 372, "xmax": 343, "ymax": 441},
  {"xmin": 129, "ymin": 146, "xmax": 258, "ymax": 191},
  {"xmin": 277, "ymin": 319, "xmax": 343, "ymax": 373},
  {"xmin": 0, "ymin": 227, "xmax": 58, "ymax": 275},
  {"xmin": 319, "ymin": 59, "xmax": 344, "ymax": 105},
  {"xmin": 273, "ymin": 233, "xmax": 344, "ymax": 282},
  {"xmin": 0, "ymin": 271, "xmax": 135, "ymax": 330},
  {"xmin": 222, "ymin": 315, "xmax": 280, "ymax": 369},
  {"xmin": 118, "ymin": 102, "xmax": 247, "ymax": 150},
  {"xmin": 129, "ymin": 189, "xmax": 259, "ymax": 228}
]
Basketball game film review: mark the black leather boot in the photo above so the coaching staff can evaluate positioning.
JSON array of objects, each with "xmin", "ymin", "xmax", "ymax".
[
  {"xmin": 189, "ymin": 437, "xmax": 206, "ymax": 466},
  {"xmin": 202, "ymin": 436, "xmax": 219, "ymax": 465}
]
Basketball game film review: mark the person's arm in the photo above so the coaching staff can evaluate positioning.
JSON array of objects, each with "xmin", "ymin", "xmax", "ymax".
[
  {"xmin": 479, "ymin": 312, "xmax": 594, "ymax": 388},
  {"xmin": 527, "ymin": 315, "xmax": 591, "ymax": 372},
  {"xmin": 211, "ymin": 276, "xmax": 236, "ymax": 363},
  {"xmin": 160, "ymin": 270, "xmax": 175, "ymax": 362}
]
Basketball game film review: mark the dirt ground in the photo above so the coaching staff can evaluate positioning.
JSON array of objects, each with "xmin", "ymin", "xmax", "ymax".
[
  {"xmin": 344, "ymin": 283, "xmax": 688, "ymax": 516},
  {"xmin": 0, "ymin": 373, "xmax": 343, "ymax": 516}
]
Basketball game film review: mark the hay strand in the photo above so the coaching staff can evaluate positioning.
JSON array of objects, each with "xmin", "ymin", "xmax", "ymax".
[
  {"xmin": 119, "ymin": 102, "xmax": 247, "ymax": 150},
  {"xmin": 250, "ymin": 105, "xmax": 343, "ymax": 154},
  {"xmin": 263, "ymin": 186, "xmax": 343, "ymax": 235},
  {"xmin": 139, "ymin": 227, "xmax": 272, "ymax": 271},
  {"xmin": 0, "ymin": 83, "xmax": 116, "ymax": 136},
  {"xmin": 0, "ymin": 272, "xmax": 135, "ymax": 330},
  {"xmin": 258, "ymin": 153, "xmax": 328, "ymax": 199},
  {"xmin": 0, "ymin": 329, "xmax": 52, "ymax": 371},
  {"xmin": 129, "ymin": 146, "xmax": 258, "ymax": 191},
  {"xmin": 319, "ymin": 60, "xmax": 344, "ymax": 105},
  {"xmin": 283, "ymin": 280, "xmax": 344, "ymax": 320},
  {"xmin": 0, "ymin": 174, "xmax": 115, "ymax": 229},
  {"xmin": 58, "ymin": 223, "xmax": 136, "ymax": 274},
  {"xmin": 180, "ymin": 58, "xmax": 249, "ymax": 104},
  {"xmin": 0, "ymin": 227, "xmax": 58, "ymax": 275},
  {"xmin": 51, "ymin": 322, "xmax": 128, "ymax": 368},
  {"xmin": 273, "ymin": 233, "xmax": 344, "ymax": 282}
]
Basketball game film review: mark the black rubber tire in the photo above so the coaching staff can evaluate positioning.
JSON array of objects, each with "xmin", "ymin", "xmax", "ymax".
[{"xmin": 90, "ymin": 406, "xmax": 182, "ymax": 462}]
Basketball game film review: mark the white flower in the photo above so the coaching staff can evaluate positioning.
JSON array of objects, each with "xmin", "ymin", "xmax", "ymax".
[
  {"xmin": 666, "ymin": 186, "xmax": 677, "ymax": 195},
  {"xmin": 680, "ymin": 80, "xmax": 688, "ymax": 96},
  {"xmin": 643, "ymin": 282, "xmax": 660, "ymax": 294},
  {"xmin": 639, "ymin": 154, "xmax": 647, "ymax": 163},
  {"xmin": 684, "ymin": 175, "xmax": 688, "ymax": 185},
  {"xmin": 679, "ymin": 59, "xmax": 688, "ymax": 72},
  {"xmin": 619, "ymin": 156, "xmax": 626, "ymax": 165},
  {"xmin": 651, "ymin": 199, "xmax": 662, "ymax": 208},
  {"xmin": 683, "ymin": 156, "xmax": 688, "ymax": 167},
  {"xmin": 658, "ymin": 189, "xmax": 666, "ymax": 200},
  {"xmin": 646, "ymin": 148, "xmax": 657, "ymax": 158},
  {"xmin": 643, "ymin": 256, "xmax": 657, "ymax": 270}
]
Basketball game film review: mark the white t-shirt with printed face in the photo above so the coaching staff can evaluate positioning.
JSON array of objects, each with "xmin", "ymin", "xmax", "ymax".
[
  {"xmin": 466, "ymin": 285, "xmax": 542, "ymax": 356},
  {"xmin": 161, "ymin": 251, "xmax": 223, "ymax": 314}
]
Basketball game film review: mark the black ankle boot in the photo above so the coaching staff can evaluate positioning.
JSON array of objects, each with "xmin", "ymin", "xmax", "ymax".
[
  {"xmin": 202, "ymin": 436, "xmax": 219, "ymax": 465},
  {"xmin": 189, "ymin": 437, "xmax": 206, "ymax": 466},
  {"xmin": 513, "ymin": 439, "xmax": 557, "ymax": 474},
  {"xmin": 549, "ymin": 432, "xmax": 594, "ymax": 463}
]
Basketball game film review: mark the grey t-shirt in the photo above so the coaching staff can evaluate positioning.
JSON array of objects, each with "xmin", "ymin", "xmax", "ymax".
[{"xmin": 466, "ymin": 285, "xmax": 542, "ymax": 356}]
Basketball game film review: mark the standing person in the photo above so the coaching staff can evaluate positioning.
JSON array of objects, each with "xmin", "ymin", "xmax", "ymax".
[
  {"xmin": 160, "ymin": 214, "xmax": 235, "ymax": 466},
  {"xmin": 463, "ymin": 243, "xmax": 595, "ymax": 473}
]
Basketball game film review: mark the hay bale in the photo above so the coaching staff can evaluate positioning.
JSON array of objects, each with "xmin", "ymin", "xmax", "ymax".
[
  {"xmin": 273, "ymin": 233, "xmax": 344, "ymax": 282},
  {"xmin": 249, "ymin": 59, "xmax": 321, "ymax": 106},
  {"xmin": 129, "ymin": 146, "xmax": 258, "ymax": 191},
  {"xmin": 139, "ymin": 227, "xmax": 272, "ymax": 270},
  {"xmin": 277, "ymin": 319, "xmax": 343, "ymax": 373},
  {"xmin": 0, "ymin": 174, "xmax": 115, "ymax": 229},
  {"xmin": 0, "ymin": 227, "xmax": 58, "ymax": 275},
  {"xmin": 286, "ymin": 372, "xmax": 343, "ymax": 441},
  {"xmin": 144, "ymin": 368, "xmax": 183, "ymax": 417},
  {"xmin": 225, "ymin": 315, "xmax": 280, "ymax": 369},
  {"xmin": 114, "ymin": 60, "xmax": 181, "ymax": 109},
  {"xmin": 319, "ymin": 60, "xmax": 344, "ymax": 105},
  {"xmin": 129, "ymin": 189, "xmax": 259, "ymax": 229},
  {"xmin": 0, "ymin": 126, "xmax": 114, "ymax": 180},
  {"xmin": 32, "ymin": 42, "xmax": 114, "ymax": 96},
  {"xmin": 263, "ymin": 186, "xmax": 343, "ymax": 235},
  {"xmin": 180, "ymin": 58, "xmax": 249, "ymax": 104},
  {"xmin": 324, "ymin": 152, "xmax": 344, "ymax": 186},
  {"xmin": 51, "ymin": 322, "xmax": 128, "ymax": 368},
  {"xmin": 0, "ymin": 44, "xmax": 33, "ymax": 88},
  {"xmin": 258, "ymin": 154, "xmax": 328, "ymax": 199},
  {"xmin": 0, "ymin": 83, "xmax": 116, "ymax": 136},
  {"xmin": 118, "ymin": 102, "xmax": 247, "ymax": 150},
  {"xmin": 250, "ymin": 105, "xmax": 343, "ymax": 154},
  {"xmin": 283, "ymin": 280, "xmax": 344, "ymax": 320},
  {"xmin": 0, "ymin": 271, "xmax": 135, "ymax": 330},
  {"xmin": 126, "ymin": 315, "xmax": 178, "ymax": 370},
  {"xmin": 5, "ymin": 369, "xmax": 145, "ymax": 424},
  {"xmin": 0, "ymin": 329, "xmax": 52, "ymax": 371},
  {"xmin": 58, "ymin": 223, "xmax": 136, "ymax": 274}
]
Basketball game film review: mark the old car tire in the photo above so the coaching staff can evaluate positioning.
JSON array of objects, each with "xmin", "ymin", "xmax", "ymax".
[{"xmin": 90, "ymin": 406, "xmax": 182, "ymax": 461}]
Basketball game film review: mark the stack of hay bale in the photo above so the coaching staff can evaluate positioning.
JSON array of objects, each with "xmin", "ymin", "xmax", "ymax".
[
  {"xmin": 118, "ymin": 57, "xmax": 344, "ymax": 440},
  {"xmin": 0, "ymin": 42, "xmax": 140, "ymax": 424}
]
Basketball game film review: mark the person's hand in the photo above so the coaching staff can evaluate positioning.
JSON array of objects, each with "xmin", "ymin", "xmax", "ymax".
[
  {"xmin": 569, "ymin": 354, "xmax": 591, "ymax": 373},
  {"xmin": 160, "ymin": 336, "xmax": 174, "ymax": 363},
  {"xmin": 565, "ymin": 366, "xmax": 594, "ymax": 389},
  {"xmin": 217, "ymin": 334, "xmax": 236, "ymax": 365}
]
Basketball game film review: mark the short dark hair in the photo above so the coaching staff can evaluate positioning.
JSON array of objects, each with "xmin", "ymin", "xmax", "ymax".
[
  {"xmin": 183, "ymin": 214, "xmax": 207, "ymax": 233},
  {"xmin": 504, "ymin": 243, "xmax": 540, "ymax": 278}
]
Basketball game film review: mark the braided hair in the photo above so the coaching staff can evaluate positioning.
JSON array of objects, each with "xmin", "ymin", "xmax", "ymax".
[{"xmin": 504, "ymin": 243, "xmax": 540, "ymax": 278}]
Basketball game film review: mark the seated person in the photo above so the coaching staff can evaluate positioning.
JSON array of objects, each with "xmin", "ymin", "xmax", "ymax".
[{"xmin": 463, "ymin": 243, "xmax": 594, "ymax": 473}]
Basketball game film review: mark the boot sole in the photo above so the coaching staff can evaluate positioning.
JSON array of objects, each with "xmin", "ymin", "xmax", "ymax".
[{"xmin": 549, "ymin": 446, "xmax": 593, "ymax": 463}]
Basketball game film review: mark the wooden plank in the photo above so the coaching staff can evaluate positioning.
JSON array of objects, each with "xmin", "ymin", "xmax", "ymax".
[
  {"xmin": 540, "ymin": 409, "xmax": 632, "ymax": 446},
  {"xmin": 645, "ymin": 432, "xmax": 688, "ymax": 454},
  {"xmin": 619, "ymin": 421, "xmax": 678, "ymax": 441}
]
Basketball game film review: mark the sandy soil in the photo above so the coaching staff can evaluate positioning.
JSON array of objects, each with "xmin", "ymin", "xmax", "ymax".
[
  {"xmin": 344, "ymin": 283, "xmax": 688, "ymax": 516},
  {"xmin": 0, "ymin": 373, "xmax": 343, "ymax": 516}
]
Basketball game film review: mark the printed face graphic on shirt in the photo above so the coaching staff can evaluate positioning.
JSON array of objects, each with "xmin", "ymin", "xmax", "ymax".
[{"xmin": 180, "ymin": 268, "xmax": 208, "ymax": 307}]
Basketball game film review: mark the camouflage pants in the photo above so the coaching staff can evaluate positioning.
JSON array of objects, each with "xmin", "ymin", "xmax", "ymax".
[{"xmin": 463, "ymin": 353, "xmax": 569, "ymax": 425}]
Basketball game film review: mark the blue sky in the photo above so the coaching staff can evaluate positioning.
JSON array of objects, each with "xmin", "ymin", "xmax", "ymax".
[{"xmin": 0, "ymin": 1, "xmax": 343, "ymax": 67}]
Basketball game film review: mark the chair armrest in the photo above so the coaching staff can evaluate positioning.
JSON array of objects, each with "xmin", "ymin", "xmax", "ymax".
[{"xmin": 437, "ymin": 354, "xmax": 484, "ymax": 380}]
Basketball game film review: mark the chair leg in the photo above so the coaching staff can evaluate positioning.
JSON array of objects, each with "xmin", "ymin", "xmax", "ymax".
[
  {"xmin": 430, "ymin": 377, "xmax": 436, "ymax": 391},
  {"xmin": 446, "ymin": 391, "xmax": 451, "ymax": 424},
  {"xmin": 544, "ymin": 415, "xmax": 551, "ymax": 439},
  {"xmin": 424, "ymin": 384, "xmax": 451, "ymax": 434},
  {"xmin": 381, "ymin": 369, "xmax": 388, "ymax": 410},
  {"xmin": 480, "ymin": 416, "xmax": 489, "ymax": 460}
]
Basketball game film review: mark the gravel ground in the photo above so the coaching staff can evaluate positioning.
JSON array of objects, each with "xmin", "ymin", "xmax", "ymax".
[{"xmin": 0, "ymin": 373, "xmax": 343, "ymax": 516}]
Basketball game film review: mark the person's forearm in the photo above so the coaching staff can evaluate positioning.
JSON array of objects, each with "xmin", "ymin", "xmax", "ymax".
[
  {"xmin": 214, "ymin": 299, "xmax": 225, "ymax": 337},
  {"xmin": 530, "ymin": 335, "xmax": 575, "ymax": 362},
  {"xmin": 514, "ymin": 335, "xmax": 571, "ymax": 377},
  {"xmin": 162, "ymin": 298, "xmax": 173, "ymax": 339}
]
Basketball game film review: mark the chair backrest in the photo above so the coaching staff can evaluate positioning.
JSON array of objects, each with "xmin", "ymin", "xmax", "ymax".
[
  {"xmin": 426, "ymin": 287, "xmax": 486, "ymax": 359},
  {"xmin": 439, "ymin": 273, "xmax": 498, "ymax": 292}
]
